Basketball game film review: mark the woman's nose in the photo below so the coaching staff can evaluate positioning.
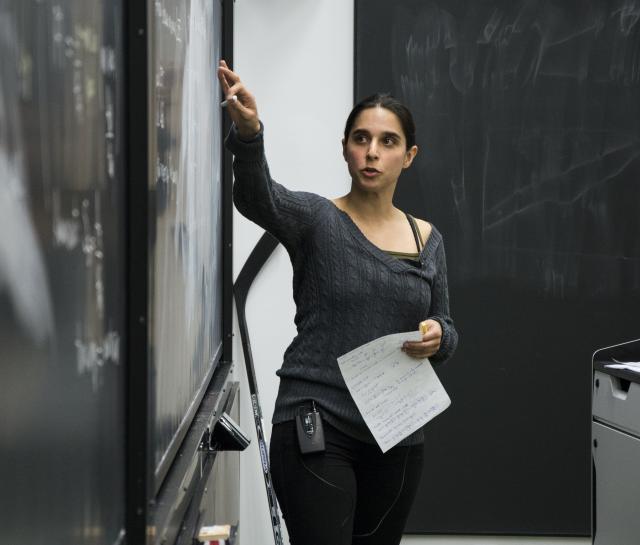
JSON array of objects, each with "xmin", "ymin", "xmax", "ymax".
[{"xmin": 366, "ymin": 141, "xmax": 379, "ymax": 159}]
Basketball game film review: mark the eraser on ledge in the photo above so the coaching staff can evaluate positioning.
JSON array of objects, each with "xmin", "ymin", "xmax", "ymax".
[{"xmin": 197, "ymin": 524, "xmax": 231, "ymax": 541}]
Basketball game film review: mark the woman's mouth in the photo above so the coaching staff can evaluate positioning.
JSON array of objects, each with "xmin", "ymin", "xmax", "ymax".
[{"xmin": 361, "ymin": 167, "xmax": 381, "ymax": 178}]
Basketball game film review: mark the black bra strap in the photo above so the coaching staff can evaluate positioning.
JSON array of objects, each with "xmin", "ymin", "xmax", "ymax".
[{"xmin": 405, "ymin": 213, "xmax": 423, "ymax": 253}]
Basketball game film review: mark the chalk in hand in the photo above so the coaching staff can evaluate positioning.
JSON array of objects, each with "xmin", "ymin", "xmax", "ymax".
[{"xmin": 220, "ymin": 95, "xmax": 237, "ymax": 108}]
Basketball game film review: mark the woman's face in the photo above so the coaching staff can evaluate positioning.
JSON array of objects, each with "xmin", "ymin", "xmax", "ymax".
[{"xmin": 342, "ymin": 106, "xmax": 417, "ymax": 193}]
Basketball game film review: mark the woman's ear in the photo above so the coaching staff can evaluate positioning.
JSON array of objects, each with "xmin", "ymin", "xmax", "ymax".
[
  {"xmin": 403, "ymin": 145, "xmax": 418, "ymax": 169},
  {"xmin": 342, "ymin": 138, "xmax": 347, "ymax": 161}
]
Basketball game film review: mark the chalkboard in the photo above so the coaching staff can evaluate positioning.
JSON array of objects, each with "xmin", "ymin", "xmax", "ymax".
[
  {"xmin": 150, "ymin": 0, "xmax": 224, "ymax": 486},
  {"xmin": 0, "ymin": 1, "xmax": 125, "ymax": 543},
  {"xmin": 356, "ymin": 0, "xmax": 640, "ymax": 535}
]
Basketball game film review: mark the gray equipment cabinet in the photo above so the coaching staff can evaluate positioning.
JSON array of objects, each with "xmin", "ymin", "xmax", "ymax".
[{"xmin": 592, "ymin": 338, "xmax": 640, "ymax": 545}]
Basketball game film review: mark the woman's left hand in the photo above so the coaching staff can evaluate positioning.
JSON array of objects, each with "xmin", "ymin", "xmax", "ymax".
[{"xmin": 402, "ymin": 319, "xmax": 442, "ymax": 359}]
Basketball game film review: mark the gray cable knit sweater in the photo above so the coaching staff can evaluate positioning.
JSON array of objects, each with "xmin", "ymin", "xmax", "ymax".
[{"xmin": 227, "ymin": 124, "xmax": 458, "ymax": 446}]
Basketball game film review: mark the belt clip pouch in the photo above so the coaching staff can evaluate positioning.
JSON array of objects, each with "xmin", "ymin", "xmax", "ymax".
[{"xmin": 295, "ymin": 401, "xmax": 325, "ymax": 454}]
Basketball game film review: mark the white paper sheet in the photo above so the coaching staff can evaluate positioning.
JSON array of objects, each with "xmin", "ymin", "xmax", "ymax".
[
  {"xmin": 337, "ymin": 331, "xmax": 451, "ymax": 453},
  {"xmin": 606, "ymin": 359, "xmax": 640, "ymax": 373}
]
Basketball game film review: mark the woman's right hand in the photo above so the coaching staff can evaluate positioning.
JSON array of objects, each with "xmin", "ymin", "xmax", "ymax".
[{"xmin": 217, "ymin": 59, "xmax": 261, "ymax": 140}]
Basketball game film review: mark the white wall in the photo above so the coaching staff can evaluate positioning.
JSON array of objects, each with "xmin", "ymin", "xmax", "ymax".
[
  {"xmin": 231, "ymin": 2, "xmax": 590, "ymax": 545},
  {"xmin": 232, "ymin": 2, "xmax": 354, "ymax": 544}
]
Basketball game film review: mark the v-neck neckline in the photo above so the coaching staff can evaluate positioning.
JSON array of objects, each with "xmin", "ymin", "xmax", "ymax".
[{"xmin": 325, "ymin": 198, "xmax": 440, "ymax": 273}]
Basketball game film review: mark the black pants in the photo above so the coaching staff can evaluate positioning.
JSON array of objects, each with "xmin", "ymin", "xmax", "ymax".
[{"xmin": 269, "ymin": 420, "xmax": 424, "ymax": 545}]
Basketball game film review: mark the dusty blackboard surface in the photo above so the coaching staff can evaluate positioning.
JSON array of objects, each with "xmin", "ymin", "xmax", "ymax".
[
  {"xmin": 149, "ymin": 0, "xmax": 224, "ymax": 488},
  {"xmin": 356, "ymin": 0, "xmax": 640, "ymax": 535},
  {"xmin": 0, "ymin": 1, "xmax": 125, "ymax": 543}
]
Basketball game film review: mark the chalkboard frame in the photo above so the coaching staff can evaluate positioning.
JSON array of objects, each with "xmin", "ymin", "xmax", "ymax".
[{"xmin": 125, "ymin": 0, "xmax": 235, "ymax": 541}]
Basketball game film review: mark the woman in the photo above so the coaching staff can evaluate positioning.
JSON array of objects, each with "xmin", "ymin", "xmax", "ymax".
[{"xmin": 218, "ymin": 60, "xmax": 458, "ymax": 545}]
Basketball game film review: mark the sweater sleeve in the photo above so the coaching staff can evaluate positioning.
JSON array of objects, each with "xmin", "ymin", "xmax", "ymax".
[
  {"xmin": 225, "ymin": 122, "xmax": 315, "ymax": 253},
  {"xmin": 428, "ymin": 239, "xmax": 458, "ymax": 365}
]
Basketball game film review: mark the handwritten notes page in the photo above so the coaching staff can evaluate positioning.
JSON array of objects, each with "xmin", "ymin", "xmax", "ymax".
[{"xmin": 337, "ymin": 331, "xmax": 451, "ymax": 453}]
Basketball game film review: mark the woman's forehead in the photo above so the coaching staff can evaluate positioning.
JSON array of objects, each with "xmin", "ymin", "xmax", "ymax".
[{"xmin": 351, "ymin": 106, "xmax": 404, "ymax": 135}]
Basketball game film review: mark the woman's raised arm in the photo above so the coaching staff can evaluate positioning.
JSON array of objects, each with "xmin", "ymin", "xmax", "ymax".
[{"xmin": 217, "ymin": 60, "xmax": 319, "ymax": 254}]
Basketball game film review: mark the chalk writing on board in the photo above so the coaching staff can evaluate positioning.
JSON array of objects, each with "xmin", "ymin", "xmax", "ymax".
[
  {"xmin": 52, "ymin": 191, "xmax": 81, "ymax": 250},
  {"xmin": 52, "ymin": 192, "xmax": 107, "ymax": 323},
  {"xmin": 155, "ymin": 0, "xmax": 183, "ymax": 42},
  {"xmin": 104, "ymin": 84, "xmax": 116, "ymax": 181},
  {"xmin": 390, "ymin": 1, "xmax": 640, "ymax": 299},
  {"xmin": 338, "ymin": 331, "xmax": 451, "ymax": 452},
  {"xmin": 75, "ymin": 330, "xmax": 121, "ymax": 392}
]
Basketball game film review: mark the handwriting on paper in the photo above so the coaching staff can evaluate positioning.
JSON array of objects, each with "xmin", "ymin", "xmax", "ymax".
[{"xmin": 338, "ymin": 331, "xmax": 451, "ymax": 452}]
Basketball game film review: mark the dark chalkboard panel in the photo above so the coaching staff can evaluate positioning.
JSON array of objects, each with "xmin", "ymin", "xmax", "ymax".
[
  {"xmin": 150, "ymin": 0, "xmax": 224, "ymax": 487},
  {"xmin": 356, "ymin": 0, "xmax": 640, "ymax": 535},
  {"xmin": 0, "ymin": 1, "xmax": 125, "ymax": 543}
]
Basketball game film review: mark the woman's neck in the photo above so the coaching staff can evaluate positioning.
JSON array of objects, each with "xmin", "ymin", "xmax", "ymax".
[{"xmin": 334, "ymin": 188, "xmax": 400, "ymax": 224}]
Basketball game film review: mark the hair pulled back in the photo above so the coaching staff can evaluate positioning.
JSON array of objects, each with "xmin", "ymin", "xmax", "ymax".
[{"xmin": 343, "ymin": 93, "xmax": 416, "ymax": 149}]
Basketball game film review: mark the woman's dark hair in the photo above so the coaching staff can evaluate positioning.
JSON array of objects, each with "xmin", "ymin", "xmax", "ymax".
[{"xmin": 343, "ymin": 93, "xmax": 416, "ymax": 149}]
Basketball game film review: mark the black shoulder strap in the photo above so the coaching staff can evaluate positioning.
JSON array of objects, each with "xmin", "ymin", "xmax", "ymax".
[{"xmin": 406, "ymin": 213, "xmax": 423, "ymax": 253}]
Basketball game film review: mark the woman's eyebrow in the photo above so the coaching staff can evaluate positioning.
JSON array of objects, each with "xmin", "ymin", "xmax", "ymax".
[
  {"xmin": 351, "ymin": 129, "xmax": 401, "ymax": 140},
  {"xmin": 381, "ymin": 131, "xmax": 401, "ymax": 140}
]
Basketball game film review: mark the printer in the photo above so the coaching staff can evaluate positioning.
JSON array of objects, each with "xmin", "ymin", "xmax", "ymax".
[{"xmin": 592, "ymin": 338, "xmax": 640, "ymax": 545}]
